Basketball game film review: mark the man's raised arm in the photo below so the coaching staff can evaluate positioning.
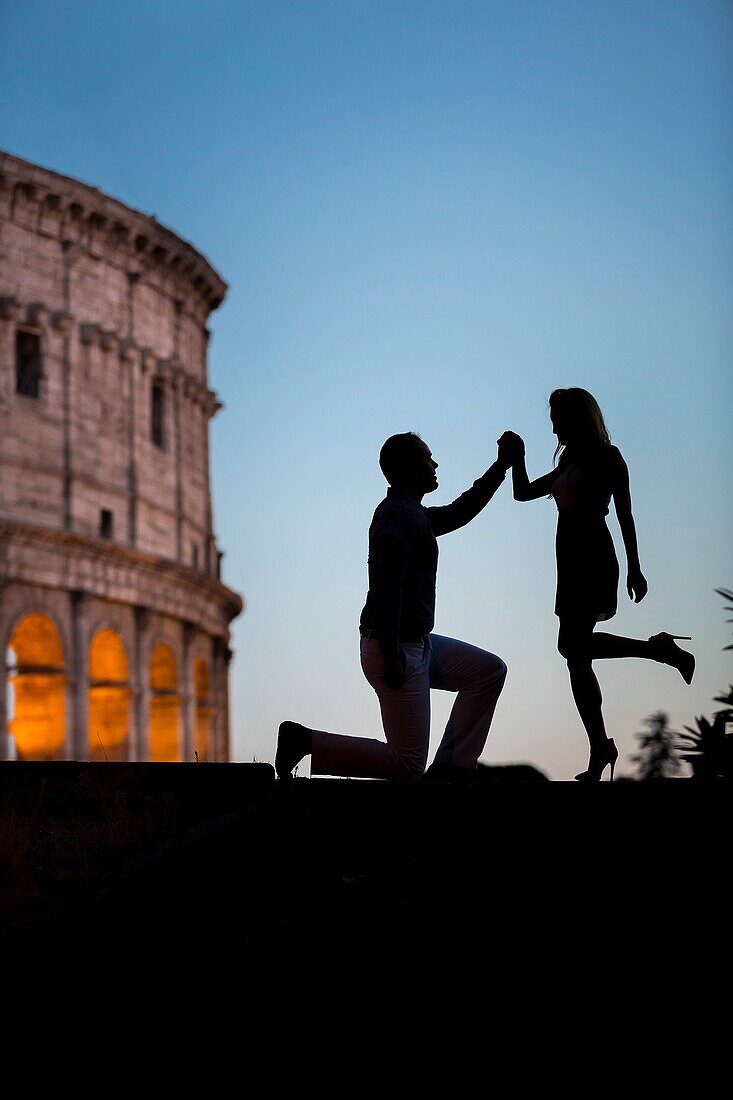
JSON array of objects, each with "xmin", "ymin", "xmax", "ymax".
[{"xmin": 427, "ymin": 440, "xmax": 512, "ymax": 536}]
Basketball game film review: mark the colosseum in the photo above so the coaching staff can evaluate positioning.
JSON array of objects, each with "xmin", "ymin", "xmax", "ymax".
[{"xmin": 0, "ymin": 150, "xmax": 243, "ymax": 763}]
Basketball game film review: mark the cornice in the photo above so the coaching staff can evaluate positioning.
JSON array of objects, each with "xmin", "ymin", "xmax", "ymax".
[
  {"xmin": 0, "ymin": 518, "xmax": 244, "ymax": 624},
  {"xmin": 0, "ymin": 149, "xmax": 227, "ymax": 315}
]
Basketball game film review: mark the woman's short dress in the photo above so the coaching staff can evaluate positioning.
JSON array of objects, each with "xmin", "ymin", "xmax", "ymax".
[{"xmin": 552, "ymin": 458, "xmax": 619, "ymax": 623}]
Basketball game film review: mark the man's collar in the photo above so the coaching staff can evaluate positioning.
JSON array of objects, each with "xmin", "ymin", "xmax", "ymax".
[{"xmin": 387, "ymin": 487, "xmax": 423, "ymax": 504}]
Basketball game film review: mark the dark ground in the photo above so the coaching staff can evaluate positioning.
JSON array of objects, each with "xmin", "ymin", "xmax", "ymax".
[{"xmin": 1, "ymin": 762, "xmax": 729, "ymax": 1060}]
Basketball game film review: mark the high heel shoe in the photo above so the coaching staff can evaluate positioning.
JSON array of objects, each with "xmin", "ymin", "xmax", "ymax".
[
  {"xmin": 574, "ymin": 737, "xmax": 618, "ymax": 782},
  {"xmin": 649, "ymin": 632, "xmax": 695, "ymax": 685}
]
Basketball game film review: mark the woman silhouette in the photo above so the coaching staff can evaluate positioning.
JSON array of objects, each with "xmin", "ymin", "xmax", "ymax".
[{"xmin": 501, "ymin": 388, "xmax": 694, "ymax": 781}]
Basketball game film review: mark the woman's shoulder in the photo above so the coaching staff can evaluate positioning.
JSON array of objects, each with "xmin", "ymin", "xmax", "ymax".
[
  {"xmin": 604, "ymin": 443, "xmax": 626, "ymax": 465},
  {"xmin": 600, "ymin": 444, "xmax": 630, "ymax": 486}
]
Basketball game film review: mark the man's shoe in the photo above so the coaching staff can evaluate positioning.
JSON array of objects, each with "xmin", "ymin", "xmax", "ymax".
[{"xmin": 275, "ymin": 720, "xmax": 312, "ymax": 780}]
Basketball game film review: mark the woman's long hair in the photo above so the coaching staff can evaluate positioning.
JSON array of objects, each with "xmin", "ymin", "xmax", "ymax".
[{"xmin": 549, "ymin": 388, "xmax": 611, "ymax": 469}]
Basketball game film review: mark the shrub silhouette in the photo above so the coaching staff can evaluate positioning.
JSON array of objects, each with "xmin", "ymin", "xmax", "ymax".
[
  {"xmin": 630, "ymin": 711, "xmax": 682, "ymax": 780},
  {"xmin": 715, "ymin": 587, "xmax": 733, "ymax": 651},
  {"xmin": 676, "ymin": 588, "xmax": 733, "ymax": 780},
  {"xmin": 677, "ymin": 705, "xmax": 733, "ymax": 780}
]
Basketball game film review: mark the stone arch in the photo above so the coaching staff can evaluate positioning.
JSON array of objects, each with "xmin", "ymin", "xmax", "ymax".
[
  {"xmin": 88, "ymin": 629, "xmax": 131, "ymax": 761},
  {"xmin": 1, "ymin": 587, "xmax": 72, "ymax": 662},
  {"xmin": 149, "ymin": 642, "xmax": 181, "ymax": 761},
  {"xmin": 6, "ymin": 613, "xmax": 66, "ymax": 760},
  {"xmin": 86, "ymin": 604, "xmax": 136, "ymax": 681},
  {"xmin": 194, "ymin": 656, "xmax": 212, "ymax": 761}
]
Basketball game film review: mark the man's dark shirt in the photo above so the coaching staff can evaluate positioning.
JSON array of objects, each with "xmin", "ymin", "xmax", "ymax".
[{"xmin": 359, "ymin": 462, "xmax": 507, "ymax": 659}]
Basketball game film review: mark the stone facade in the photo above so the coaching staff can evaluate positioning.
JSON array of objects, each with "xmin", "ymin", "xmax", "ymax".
[{"xmin": 0, "ymin": 150, "xmax": 243, "ymax": 761}]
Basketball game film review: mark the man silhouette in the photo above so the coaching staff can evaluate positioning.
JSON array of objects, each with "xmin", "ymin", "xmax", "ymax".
[{"xmin": 276, "ymin": 432, "xmax": 512, "ymax": 781}]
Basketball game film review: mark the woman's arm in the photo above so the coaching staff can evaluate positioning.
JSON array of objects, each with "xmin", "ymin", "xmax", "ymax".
[
  {"xmin": 609, "ymin": 446, "xmax": 648, "ymax": 602},
  {"xmin": 498, "ymin": 432, "xmax": 558, "ymax": 501}
]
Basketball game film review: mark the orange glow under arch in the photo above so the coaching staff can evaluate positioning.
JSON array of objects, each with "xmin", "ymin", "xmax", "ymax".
[
  {"xmin": 7, "ymin": 614, "xmax": 66, "ymax": 760},
  {"xmin": 88, "ymin": 629, "xmax": 131, "ymax": 761},
  {"xmin": 149, "ymin": 643, "xmax": 181, "ymax": 761}
]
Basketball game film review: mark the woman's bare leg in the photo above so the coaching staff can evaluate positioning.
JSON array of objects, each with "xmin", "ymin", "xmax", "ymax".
[
  {"xmin": 589, "ymin": 633, "xmax": 654, "ymax": 659},
  {"xmin": 558, "ymin": 618, "xmax": 608, "ymax": 752},
  {"xmin": 588, "ymin": 631, "xmax": 695, "ymax": 683}
]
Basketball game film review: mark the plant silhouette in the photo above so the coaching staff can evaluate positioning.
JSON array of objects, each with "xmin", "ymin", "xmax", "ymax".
[
  {"xmin": 630, "ymin": 711, "xmax": 682, "ymax": 781},
  {"xmin": 676, "ymin": 587, "xmax": 733, "ymax": 779},
  {"xmin": 714, "ymin": 587, "xmax": 733, "ymax": 650},
  {"xmin": 677, "ymin": 710, "xmax": 733, "ymax": 780}
]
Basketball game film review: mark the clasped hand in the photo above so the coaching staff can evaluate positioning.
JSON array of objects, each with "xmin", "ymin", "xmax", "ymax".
[{"xmin": 497, "ymin": 430, "xmax": 525, "ymax": 469}]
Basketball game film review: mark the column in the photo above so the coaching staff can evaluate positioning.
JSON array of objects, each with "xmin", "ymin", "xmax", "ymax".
[
  {"xmin": 203, "ymin": 388, "xmax": 222, "ymax": 577},
  {"xmin": 181, "ymin": 621, "xmax": 196, "ymax": 762},
  {"xmin": 125, "ymin": 346, "xmax": 138, "ymax": 548},
  {"xmin": 172, "ymin": 370, "xmax": 183, "ymax": 563},
  {"xmin": 171, "ymin": 299, "xmax": 184, "ymax": 565},
  {"xmin": 201, "ymin": 328, "xmax": 215, "ymax": 575},
  {"xmin": 61, "ymin": 240, "xmax": 79, "ymax": 531},
  {"xmin": 212, "ymin": 636, "xmax": 233, "ymax": 762},
  {"xmin": 70, "ymin": 590, "xmax": 90, "ymax": 759},
  {"xmin": 0, "ymin": 600, "xmax": 9, "ymax": 760},
  {"xmin": 48, "ymin": 312, "xmax": 73, "ymax": 534},
  {"xmin": 123, "ymin": 275, "xmax": 140, "ymax": 548},
  {"xmin": 133, "ymin": 606, "xmax": 151, "ymax": 761},
  {"xmin": 0, "ymin": 296, "xmax": 23, "ymax": 407}
]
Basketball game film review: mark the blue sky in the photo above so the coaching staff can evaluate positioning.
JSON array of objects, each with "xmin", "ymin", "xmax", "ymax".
[{"xmin": 1, "ymin": 0, "xmax": 731, "ymax": 778}]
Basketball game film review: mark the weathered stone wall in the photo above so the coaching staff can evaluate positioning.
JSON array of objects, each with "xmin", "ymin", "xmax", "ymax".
[
  {"xmin": 0, "ymin": 150, "xmax": 243, "ymax": 761},
  {"xmin": 0, "ymin": 151, "xmax": 227, "ymax": 563}
]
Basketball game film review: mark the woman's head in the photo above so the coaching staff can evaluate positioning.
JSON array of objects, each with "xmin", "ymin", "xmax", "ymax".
[{"xmin": 549, "ymin": 388, "xmax": 610, "ymax": 452}]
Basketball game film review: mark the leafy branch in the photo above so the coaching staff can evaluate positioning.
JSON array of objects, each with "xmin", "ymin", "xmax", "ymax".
[{"xmin": 714, "ymin": 587, "xmax": 733, "ymax": 651}]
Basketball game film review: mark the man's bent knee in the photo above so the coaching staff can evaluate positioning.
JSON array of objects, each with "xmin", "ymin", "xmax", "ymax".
[
  {"xmin": 393, "ymin": 751, "xmax": 428, "ymax": 782},
  {"xmin": 483, "ymin": 654, "xmax": 507, "ymax": 686}
]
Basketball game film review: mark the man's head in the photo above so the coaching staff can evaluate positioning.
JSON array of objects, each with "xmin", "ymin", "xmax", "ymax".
[{"xmin": 379, "ymin": 432, "xmax": 439, "ymax": 495}]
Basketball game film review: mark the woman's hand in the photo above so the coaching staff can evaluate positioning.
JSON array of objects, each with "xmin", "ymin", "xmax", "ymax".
[
  {"xmin": 627, "ymin": 567, "xmax": 648, "ymax": 603},
  {"xmin": 497, "ymin": 431, "xmax": 525, "ymax": 468}
]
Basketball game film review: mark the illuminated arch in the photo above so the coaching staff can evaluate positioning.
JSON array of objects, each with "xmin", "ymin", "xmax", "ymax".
[
  {"xmin": 7, "ymin": 614, "xmax": 66, "ymax": 760},
  {"xmin": 88, "ymin": 629, "xmax": 131, "ymax": 761},
  {"xmin": 194, "ymin": 657, "xmax": 212, "ymax": 761},
  {"xmin": 149, "ymin": 643, "xmax": 181, "ymax": 761}
]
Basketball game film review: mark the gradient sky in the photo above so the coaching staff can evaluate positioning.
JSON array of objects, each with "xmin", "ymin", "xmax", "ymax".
[{"xmin": 1, "ymin": 0, "xmax": 731, "ymax": 779}]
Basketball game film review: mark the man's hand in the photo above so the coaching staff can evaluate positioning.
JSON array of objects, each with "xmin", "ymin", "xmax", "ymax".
[
  {"xmin": 497, "ymin": 431, "xmax": 525, "ymax": 470},
  {"xmin": 382, "ymin": 651, "xmax": 407, "ymax": 690}
]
